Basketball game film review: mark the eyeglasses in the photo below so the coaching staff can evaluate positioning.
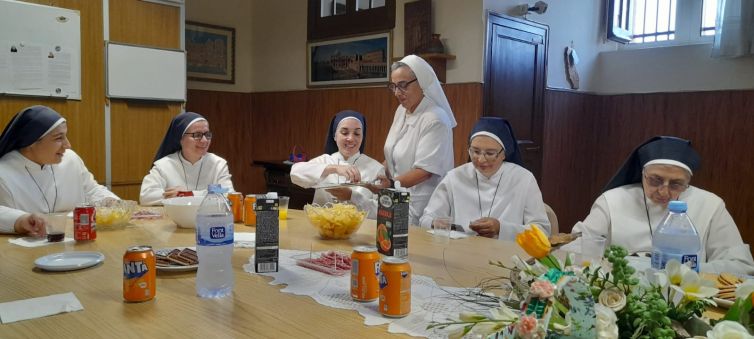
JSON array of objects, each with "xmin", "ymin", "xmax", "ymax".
[
  {"xmin": 183, "ymin": 131, "xmax": 213, "ymax": 141},
  {"xmin": 468, "ymin": 147, "xmax": 504, "ymax": 162},
  {"xmin": 387, "ymin": 78, "xmax": 417, "ymax": 93},
  {"xmin": 643, "ymin": 173, "xmax": 689, "ymax": 192}
]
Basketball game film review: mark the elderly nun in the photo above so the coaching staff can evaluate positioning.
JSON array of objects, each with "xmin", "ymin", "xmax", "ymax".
[
  {"xmin": 383, "ymin": 55, "xmax": 456, "ymax": 226},
  {"xmin": 419, "ymin": 117, "xmax": 550, "ymax": 240},
  {"xmin": 140, "ymin": 112, "xmax": 234, "ymax": 205},
  {"xmin": 0, "ymin": 105, "xmax": 118, "ymax": 236},
  {"xmin": 290, "ymin": 110, "xmax": 384, "ymax": 218},
  {"xmin": 573, "ymin": 136, "xmax": 754, "ymax": 275}
]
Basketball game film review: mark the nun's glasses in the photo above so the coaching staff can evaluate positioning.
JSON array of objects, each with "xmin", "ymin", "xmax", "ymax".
[
  {"xmin": 387, "ymin": 78, "xmax": 417, "ymax": 93},
  {"xmin": 184, "ymin": 131, "xmax": 213, "ymax": 141},
  {"xmin": 642, "ymin": 173, "xmax": 689, "ymax": 192},
  {"xmin": 468, "ymin": 147, "xmax": 504, "ymax": 162}
]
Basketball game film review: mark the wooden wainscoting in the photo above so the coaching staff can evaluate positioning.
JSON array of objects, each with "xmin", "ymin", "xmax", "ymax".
[
  {"xmin": 187, "ymin": 83, "xmax": 482, "ymax": 197},
  {"xmin": 542, "ymin": 89, "xmax": 754, "ymax": 255}
]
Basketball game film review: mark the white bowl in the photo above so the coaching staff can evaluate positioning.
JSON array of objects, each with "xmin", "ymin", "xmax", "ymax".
[{"xmin": 162, "ymin": 196, "xmax": 205, "ymax": 228}]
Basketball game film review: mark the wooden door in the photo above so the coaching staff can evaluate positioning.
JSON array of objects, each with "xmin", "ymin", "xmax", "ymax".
[{"xmin": 483, "ymin": 13, "xmax": 548, "ymax": 181}]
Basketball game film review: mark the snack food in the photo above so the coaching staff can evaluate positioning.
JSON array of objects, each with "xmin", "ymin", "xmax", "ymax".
[
  {"xmin": 295, "ymin": 251, "xmax": 352, "ymax": 275},
  {"xmin": 304, "ymin": 203, "xmax": 366, "ymax": 239},
  {"xmin": 156, "ymin": 248, "xmax": 198, "ymax": 267}
]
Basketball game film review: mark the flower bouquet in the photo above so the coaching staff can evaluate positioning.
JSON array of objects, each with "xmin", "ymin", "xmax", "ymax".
[{"xmin": 427, "ymin": 225, "xmax": 754, "ymax": 338}]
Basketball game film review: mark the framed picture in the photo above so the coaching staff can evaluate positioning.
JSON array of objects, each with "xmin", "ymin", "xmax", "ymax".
[
  {"xmin": 308, "ymin": 32, "xmax": 391, "ymax": 87},
  {"xmin": 185, "ymin": 21, "xmax": 235, "ymax": 83}
]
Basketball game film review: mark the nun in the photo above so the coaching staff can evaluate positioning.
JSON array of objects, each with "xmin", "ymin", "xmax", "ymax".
[
  {"xmin": 0, "ymin": 105, "xmax": 119, "ymax": 235},
  {"xmin": 140, "ymin": 112, "xmax": 234, "ymax": 205},
  {"xmin": 573, "ymin": 136, "xmax": 754, "ymax": 275},
  {"xmin": 290, "ymin": 110, "xmax": 384, "ymax": 218},
  {"xmin": 419, "ymin": 117, "xmax": 550, "ymax": 240},
  {"xmin": 383, "ymin": 55, "xmax": 456, "ymax": 226}
]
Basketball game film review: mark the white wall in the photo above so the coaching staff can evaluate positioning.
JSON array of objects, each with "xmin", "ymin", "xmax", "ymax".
[{"xmin": 186, "ymin": 0, "xmax": 253, "ymax": 92}]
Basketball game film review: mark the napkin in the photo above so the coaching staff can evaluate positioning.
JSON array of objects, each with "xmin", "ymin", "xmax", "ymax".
[
  {"xmin": 234, "ymin": 232, "xmax": 255, "ymax": 248},
  {"xmin": 8, "ymin": 237, "xmax": 74, "ymax": 247},
  {"xmin": 426, "ymin": 229, "xmax": 469, "ymax": 240},
  {"xmin": 0, "ymin": 292, "xmax": 83, "ymax": 324}
]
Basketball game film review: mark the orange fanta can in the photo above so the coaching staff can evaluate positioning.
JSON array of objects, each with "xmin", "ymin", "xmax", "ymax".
[
  {"xmin": 123, "ymin": 245, "xmax": 156, "ymax": 302},
  {"xmin": 351, "ymin": 246, "xmax": 380, "ymax": 302},
  {"xmin": 379, "ymin": 256, "xmax": 411, "ymax": 317}
]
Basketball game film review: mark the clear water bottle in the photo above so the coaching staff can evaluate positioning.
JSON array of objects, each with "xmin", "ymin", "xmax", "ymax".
[
  {"xmin": 651, "ymin": 200, "xmax": 701, "ymax": 272},
  {"xmin": 195, "ymin": 184, "xmax": 234, "ymax": 298}
]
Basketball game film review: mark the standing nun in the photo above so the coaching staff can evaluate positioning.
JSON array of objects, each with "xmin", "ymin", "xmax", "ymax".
[
  {"xmin": 420, "ymin": 117, "xmax": 550, "ymax": 240},
  {"xmin": 573, "ymin": 136, "xmax": 754, "ymax": 275},
  {"xmin": 0, "ymin": 105, "xmax": 118, "ymax": 235},
  {"xmin": 290, "ymin": 110, "xmax": 384, "ymax": 218},
  {"xmin": 383, "ymin": 55, "xmax": 456, "ymax": 226},
  {"xmin": 140, "ymin": 112, "xmax": 234, "ymax": 205}
]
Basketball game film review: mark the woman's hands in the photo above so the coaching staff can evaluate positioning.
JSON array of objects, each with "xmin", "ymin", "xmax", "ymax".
[
  {"xmin": 469, "ymin": 217, "xmax": 500, "ymax": 238},
  {"xmin": 324, "ymin": 164, "xmax": 361, "ymax": 183},
  {"xmin": 14, "ymin": 213, "xmax": 47, "ymax": 237}
]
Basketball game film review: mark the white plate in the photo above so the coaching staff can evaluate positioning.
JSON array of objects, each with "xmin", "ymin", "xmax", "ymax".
[
  {"xmin": 34, "ymin": 251, "xmax": 105, "ymax": 271},
  {"xmin": 155, "ymin": 247, "xmax": 198, "ymax": 272}
]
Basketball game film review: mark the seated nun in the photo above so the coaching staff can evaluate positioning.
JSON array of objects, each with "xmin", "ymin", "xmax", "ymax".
[
  {"xmin": 140, "ymin": 112, "xmax": 234, "ymax": 205},
  {"xmin": 419, "ymin": 117, "xmax": 550, "ymax": 240},
  {"xmin": 290, "ymin": 110, "xmax": 385, "ymax": 218},
  {"xmin": 0, "ymin": 106, "xmax": 119, "ymax": 236},
  {"xmin": 573, "ymin": 136, "xmax": 754, "ymax": 275}
]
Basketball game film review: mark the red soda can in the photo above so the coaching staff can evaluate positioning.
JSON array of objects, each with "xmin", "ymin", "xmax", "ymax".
[
  {"xmin": 74, "ymin": 203, "xmax": 96, "ymax": 241},
  {"xmin": 351, "ymin": 246, "xmax": 380, "ymax": 302},
  {"xmin": 176, "ymin": 191, "xmax": 194, "ymax": 197},
  {"xmin": 123, "ymin": 245, "xmax": 156, "ymax": 302}
]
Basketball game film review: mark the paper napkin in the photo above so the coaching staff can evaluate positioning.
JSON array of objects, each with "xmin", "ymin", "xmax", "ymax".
[
  {"xmin": 0, "ymin": 292, "xmax": 83, "ymax": 324},
  {"xmin": 8, "ymin": 237, "xmax": 74, "ymax": 248},
  {"xmin": 234, "ymin": 232, "xmax": 256, "ymax": 248}
]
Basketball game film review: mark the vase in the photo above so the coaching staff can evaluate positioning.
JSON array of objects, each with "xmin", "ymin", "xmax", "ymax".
[{"xmin": 425, "ymin": 34, "xmax": 445, "ymax": 54}]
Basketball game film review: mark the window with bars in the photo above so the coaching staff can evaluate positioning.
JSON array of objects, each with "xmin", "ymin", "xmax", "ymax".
[{"xmin": 608, "ymin": 0, "xmax": 718, "ymax": 45}]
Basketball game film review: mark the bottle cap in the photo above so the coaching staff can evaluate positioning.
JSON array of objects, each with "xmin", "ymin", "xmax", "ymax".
[
  {"xmin": 207, "ymin": 184, "xmax": 222, "ymax": 194},
  {"xmin": 668, "ymin": 200, "xmax": 687, "ymax": 213}
]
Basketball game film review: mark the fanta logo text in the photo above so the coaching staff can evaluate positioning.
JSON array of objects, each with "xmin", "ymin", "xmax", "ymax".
[
  {"xmin": 124, "ymin": 261, "xmax": 149, "ymax": 279},
  {"xmin": 210, "ymin": 226, "xmax": 226, "ymax": 239}
]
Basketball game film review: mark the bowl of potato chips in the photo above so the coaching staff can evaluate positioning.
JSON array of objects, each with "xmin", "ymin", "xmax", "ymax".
[
  {"xmin": 304, "ymin": 202, "xmax": 367, "ymax": 240},
  {"xmin": 95, "ymin": 199, "xmax": 136, "ymax": 228}
]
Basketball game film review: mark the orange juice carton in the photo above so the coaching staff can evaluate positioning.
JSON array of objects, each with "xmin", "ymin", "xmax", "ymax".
[{"xmin": 376, "ymin": 187, "xmax": 410, "ymax": 258}]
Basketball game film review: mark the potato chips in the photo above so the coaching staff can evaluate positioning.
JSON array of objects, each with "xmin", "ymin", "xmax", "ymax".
[{"xmin": 305, "ymin": 203, "xmax": 366, "ymax": 239}]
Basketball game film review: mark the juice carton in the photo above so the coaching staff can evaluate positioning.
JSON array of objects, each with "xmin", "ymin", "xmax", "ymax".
[
  {"xmin": 254, "ymin": 197, "xmax": 279, "ymax": 273},
  {"xmin": 376, "ymin": 188, "xmax": 410, "ymax": 258}
]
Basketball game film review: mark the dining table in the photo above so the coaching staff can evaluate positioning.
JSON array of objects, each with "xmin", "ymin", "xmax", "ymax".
[{"xmin": 0, "ymin": 209, "xmax": 528, "ymax": 338}]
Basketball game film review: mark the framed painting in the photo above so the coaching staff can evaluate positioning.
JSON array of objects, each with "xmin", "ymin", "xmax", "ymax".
[
  {"xmin": 185, "ymin": 21, "xmax": 235, "ymax": 83},
  {"xmin": 308, "ymin": 32, "xmax": 391, "ymax": 87}
]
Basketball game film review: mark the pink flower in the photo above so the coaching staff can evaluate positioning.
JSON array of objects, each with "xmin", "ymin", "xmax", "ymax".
[
  {"xmin": 516, "ymin": 315, "xmax": 538, "ymax": 337},
  {"xmin": 529, "ymin": 279, "xmax": 555, "ymax": 299}
]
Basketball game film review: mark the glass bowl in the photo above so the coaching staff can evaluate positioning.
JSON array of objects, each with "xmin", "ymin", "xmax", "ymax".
[
  {"xmin": 95, "ymin": 199, "xmax": 136, "ymax": 228},
  {"xmin": 304, "ymin": 202, "xmax": 367, "ymax": 240}
]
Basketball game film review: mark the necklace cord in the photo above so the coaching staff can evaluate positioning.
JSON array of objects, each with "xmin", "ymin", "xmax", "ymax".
[
  {"xmin": 25, "ymin": 165, "xmax": 58, "ymax": 213},
  {"xmin": 475, "ymin": 167, "xmax": 505, "ymax": 219}
]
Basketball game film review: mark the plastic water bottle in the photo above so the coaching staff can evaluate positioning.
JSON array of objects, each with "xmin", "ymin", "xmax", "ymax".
[
  {"xmin": 651, "ymin": 200, "xmax": 701, "ymax": 272},
  {"xmin": 195, "ymin": 184, "xmax": 234, "ymax": 298}
]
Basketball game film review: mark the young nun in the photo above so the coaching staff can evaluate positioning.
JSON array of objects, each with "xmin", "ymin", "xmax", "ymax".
[
  {"xmin": 140, "ymin": 112, "xmax": 234, "ymax": 205},
  {"xmin": 290, "ymin": 110, "xmax": 384, "ymax": 218},
  {"xmin": 0, "ymin": 105, "xmax": 119, "ymax": 236},
  {"xmin": 573, "ymin": 136, "xmax": 754, "ymax": 275},
  {"xmin": 419, "ymin": 117, "xmax": 550, "ymax": 240}
]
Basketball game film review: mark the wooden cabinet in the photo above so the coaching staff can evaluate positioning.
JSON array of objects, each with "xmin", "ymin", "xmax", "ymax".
[{"xmin": 252, "ymin": 160, "xmax": 314, "ymax": 210}]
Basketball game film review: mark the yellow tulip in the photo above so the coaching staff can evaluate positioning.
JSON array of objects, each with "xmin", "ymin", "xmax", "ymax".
[{"xmin": 516, "ymin": 225, "xmax": 551, "ymax": 259}]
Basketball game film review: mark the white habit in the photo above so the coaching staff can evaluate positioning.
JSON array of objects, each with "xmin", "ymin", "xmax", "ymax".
[
  {"xmin": 420, "ymin": 162, "xmax": 550, "ymax": 240},
  {"xmin": 573, "ymin": 184, "xmax": 754, "ymax": 275},
  {"xmin": 140, "ymin": 151, "xmax": 234, "ymax": 205},
  {"xmin": 290, "ymin": 152, "xmax": 385, "ymax": 218},
  {"xmin": 0, "ymin": 150, "xmax": 118, "ymax": 232},
  {"xmin": 384, "ymin": 97, "xmax": 454, "ymax": 226}
]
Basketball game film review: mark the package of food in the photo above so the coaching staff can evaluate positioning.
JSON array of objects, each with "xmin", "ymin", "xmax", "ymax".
[
  {"xmin": 254, "ymin": 197, "xmax": 279, "ymax": 273},
  {"xmin": 294, "ymin": 250, "xmax": 352, "ymax": 276}
]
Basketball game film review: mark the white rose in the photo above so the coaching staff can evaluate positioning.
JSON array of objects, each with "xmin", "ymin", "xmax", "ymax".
[
  {"xmin": 594, "ymin": 303, "xmax": 619, "ymax": 339},
  {"xmin": 598, "ymin": 288, "xmax": 627, "ymax": 312},
  {"xmin": 706, "ymin": 320, "xmax": 754, "ymax": 339}
]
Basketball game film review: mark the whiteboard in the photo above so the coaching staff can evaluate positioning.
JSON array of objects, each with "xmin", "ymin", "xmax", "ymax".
[
  {"xmin": 106, "ymin": 42, "xmax": 186, "ymax": 101},
  {"xmin": 0, "ymin": 0, "xmax": 81, "ymax": 99}
]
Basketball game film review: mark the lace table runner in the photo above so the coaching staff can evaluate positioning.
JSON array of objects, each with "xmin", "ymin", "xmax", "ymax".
[{"xmin": 243, "ymin": 249, "xmax": 490, "ymax": 338}]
